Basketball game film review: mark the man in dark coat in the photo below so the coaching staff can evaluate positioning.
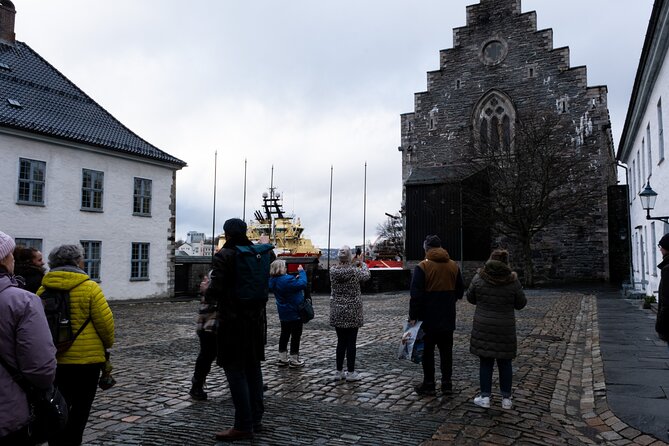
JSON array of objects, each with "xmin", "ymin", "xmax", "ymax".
[
  {"xmin": 409, "ymin": 235, "xmax": 464, "ymax": 396},
  {"xmin": 656, "ymin": 233, "xmax": 669, "ymax": 343},
  {"xmin": 206, "ymin": 218, "xmax": 273, "ymax": 442}
]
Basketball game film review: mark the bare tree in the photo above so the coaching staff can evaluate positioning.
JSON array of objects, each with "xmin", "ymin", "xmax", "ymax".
[
  {"xmin": 464, "ymin": 112, "xmax": 603, "ymax": 286},
  {"xmin": 375, "ymin": 212, "xmax": 404, "ymax": 260}
]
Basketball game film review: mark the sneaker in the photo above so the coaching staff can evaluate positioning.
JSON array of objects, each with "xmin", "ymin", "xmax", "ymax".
[
  {"xmin": 278, "ymin": 351, "xmax": 289, "ymax": 367},
  {"xmin": 473, "ymin": 395, "xmax": 491, "ymax": 408},
  {"xmin": 289, "ymin": 355, "xmax": 305, "ymax": 368},
  {"xmin": 333, "ymin": 370, "xmax": 345, "ymax": 381},
  {"xmin": 345, "ymin": 371, "xmax": 361, "ymax": 382},
  {"xmin": 502, "ymin": 397, "xmax": 513, "ymax": 409},
  {"xmin": 189, "ymin": 385, "xmax": 207, "ymax": 401},
  {"xmin": 414, "ymin": 382, "xmax": 436, "ymax": 396}
]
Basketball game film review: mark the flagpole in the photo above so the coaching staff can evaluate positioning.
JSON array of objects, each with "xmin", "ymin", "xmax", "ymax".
[
  {"xmin": 362, "ymin": 162, "xmax": 367, "ymax": 261},
  {"xmin": 243, "ymin": 158, "xmax": 247, "ymax": 221},
  {"xmin": 211, "ymin": 150, "xmax": 217, "ymax": 259},
  {"xmin": 327, "ymin": 165, "xmax": 333, "ymax": 270}
]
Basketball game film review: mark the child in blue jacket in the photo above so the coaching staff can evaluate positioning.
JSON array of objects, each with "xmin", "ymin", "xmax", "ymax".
[{"xmin": 269, "ymin": 260, "xmax": 308, "ymax": 367}]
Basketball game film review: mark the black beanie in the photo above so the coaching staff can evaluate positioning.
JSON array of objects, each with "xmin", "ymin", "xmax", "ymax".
[
  {"xmin": 659, "ymin": 233, "xmax": 669, "ymax": 250},
  {"xmin": 223, "ymin": 218, "xmax": 247, "ymax": 237}
]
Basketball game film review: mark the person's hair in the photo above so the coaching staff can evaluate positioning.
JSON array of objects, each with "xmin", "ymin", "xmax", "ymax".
[
  {"xmin": 270, "ymin": 259, "xmax": 287, "ymax": 277},
  {"xmin": 338, "ymin": 245, "xmax": 352, "ymax": 264},
  {"xmin": 48, "ymin": 244, "xmax": 84, "ymax": 268},
  {"xmin": 13, "ymin": 246, "xmax": 38, "ymax": 267},
  {"xmin": 489, "ymin": 249, "xmax": 509, "ymax": 265}
]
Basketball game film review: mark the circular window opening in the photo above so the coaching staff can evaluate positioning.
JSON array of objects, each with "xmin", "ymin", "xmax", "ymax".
[{"xmin": 482, "ymin": 40, "xmax": 506, "ymax": 65}]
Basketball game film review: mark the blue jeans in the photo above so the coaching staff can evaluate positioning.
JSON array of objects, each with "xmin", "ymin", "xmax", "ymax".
[
  {"xmin": 223, "ymin": 362, "xmax": 264, "ymax": 432},
  {"xmin": 479, "ymin": 357, "xmax": 512, "ymax": 398}
]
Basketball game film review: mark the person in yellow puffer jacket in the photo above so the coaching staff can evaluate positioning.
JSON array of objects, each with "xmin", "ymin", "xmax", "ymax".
[{"xmin": 38, "ymin": 244, "xmax": 114, "ymax": 446}]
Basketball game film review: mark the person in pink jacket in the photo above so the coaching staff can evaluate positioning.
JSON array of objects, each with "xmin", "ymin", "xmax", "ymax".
[{"xmin": 0, "ymin": 231, "xmax": 57, "ymax": 445}]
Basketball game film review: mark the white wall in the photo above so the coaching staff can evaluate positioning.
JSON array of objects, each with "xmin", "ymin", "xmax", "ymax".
[
  {"xmin": 0, "ymin": 132, "xmax": 177, "ymax": 300},
  {"xmin": 625, "ymin": 50, "xmax": 669, "ymax": 297}
]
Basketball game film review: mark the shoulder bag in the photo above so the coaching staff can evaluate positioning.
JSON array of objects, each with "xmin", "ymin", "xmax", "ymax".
[{"xmin": 0, "ymin": 355, "xmax": 68, "ymax": 443}]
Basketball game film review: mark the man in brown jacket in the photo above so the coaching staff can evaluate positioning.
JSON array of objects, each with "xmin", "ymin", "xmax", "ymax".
[{"xmin": 409, "ymin": 235, "xmax": 464, "ymax": 396}]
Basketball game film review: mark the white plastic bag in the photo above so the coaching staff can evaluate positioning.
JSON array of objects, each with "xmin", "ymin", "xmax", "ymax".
[{"xmin": 397, "ymin": 321, "xmax": 424, "ymax": 363}]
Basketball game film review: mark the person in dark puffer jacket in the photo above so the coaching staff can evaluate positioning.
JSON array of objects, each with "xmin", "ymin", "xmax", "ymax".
[
  {"xmin": 655, "ymin": 233, "xmax": 669, "ymax": 345},
  {"xmin": 409, "ymin": 235, "xmax": 464, "ymax": 396},
  {"xmin": 467, "ymin": 249, "xmax": 526, "ymax": 410}
]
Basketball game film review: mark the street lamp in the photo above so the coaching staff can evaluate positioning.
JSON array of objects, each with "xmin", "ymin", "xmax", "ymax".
[{"xmin": 639, "ymin": 181, "xmax": 669, "ymax": 224}]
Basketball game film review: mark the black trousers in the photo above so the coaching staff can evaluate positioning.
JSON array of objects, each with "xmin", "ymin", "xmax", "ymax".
[
  {"xmin": 0, "ymin": 425, "xmax": 32, "ymax": 446},
  {"xmin": 193, "ymin": 330, "xmax": 217, "ymax": 383},
  {"xmin": 278, "ymin": 320, "xmax": 303, "ymax": 355},
  {"xmin": 335, "ymin": 327, "xmax": 359, "ymax": 372},
  {"xmin": 49, "ymin": 363, "xmax": 101, "ymax": 446},
  {"xmin": 421, "ymin": 330, "xmax": 454, "ymax": 385}
]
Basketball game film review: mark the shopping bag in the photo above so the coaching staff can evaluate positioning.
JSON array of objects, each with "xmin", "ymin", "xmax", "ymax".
[{"xmin": 397, "ymin": 321, "xmax": 425, "ymax": 364}]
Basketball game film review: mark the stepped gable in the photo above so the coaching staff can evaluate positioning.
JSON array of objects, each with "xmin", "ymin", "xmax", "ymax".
[{"xmin": 0, "ymin": 39, "xmax": 186, "ymax": 166}]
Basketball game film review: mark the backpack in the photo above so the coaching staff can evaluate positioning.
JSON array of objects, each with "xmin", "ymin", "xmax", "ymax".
[
  {"xmin": 233, "ymin": 244, "xmax": 273, "ymax": 301},
  {"xmin": 41, "ymin": 287, "xmax": 91, "ymax": 354}
]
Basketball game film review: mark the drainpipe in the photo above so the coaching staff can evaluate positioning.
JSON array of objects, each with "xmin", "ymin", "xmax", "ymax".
[{"xmin": 617, "ymin": 161, "xmax": 635, "ymax": 289}]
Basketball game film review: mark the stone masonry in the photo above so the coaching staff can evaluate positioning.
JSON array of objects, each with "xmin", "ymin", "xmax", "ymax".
[{"xmin": 399, "ymin": 0, "xmax": 617, "ymax": 282}]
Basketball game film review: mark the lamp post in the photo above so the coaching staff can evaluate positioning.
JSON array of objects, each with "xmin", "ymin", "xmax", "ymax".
[{"xmin": 639, "ymin": 181, "xmax": 669, "ymax": 224}]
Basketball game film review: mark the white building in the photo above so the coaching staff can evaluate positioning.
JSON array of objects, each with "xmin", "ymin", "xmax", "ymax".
[
  {"xmin": 0, "ymin": 2, "xmax": 186, "ymax": 300},
  {"xmin": 618, "ymin": 0, "xmax": 669, "ymax": 297}
]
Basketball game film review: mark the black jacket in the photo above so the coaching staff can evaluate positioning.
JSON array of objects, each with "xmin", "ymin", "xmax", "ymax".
[
  {"xmin": 206, "ymin": 238, "xmax": 273, "ymax": 368},
  {"xmin": 656, "ymin": 254, "xmax": 669, "ymax": 342}
]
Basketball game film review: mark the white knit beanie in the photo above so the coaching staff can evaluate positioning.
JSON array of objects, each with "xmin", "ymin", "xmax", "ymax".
[{"xmin": 0, "ymin": 231, "xmax": 15, "ymax": 260}]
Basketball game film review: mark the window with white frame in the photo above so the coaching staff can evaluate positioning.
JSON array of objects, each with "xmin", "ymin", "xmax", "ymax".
[
  {"xmin": 15, "ymin": 238, "xmax": 42, "ymax": 251},
  {"xmin": 651, "ymin": 223, "xmax": 657, "ymax": 276},
  {"xmin": 632, "ymin": 160, "xmax": 636, "ymax": 197},
  {"xmin": 131, "ymin": 242, "xmax": 150, "ymax": 280},
  {"xmin": 658, "ymin": 98, "xmax": 665, "ymax": 162},
  {"xmin": 81, "ymin": 240, "xmax": 101, "ymax": 281},
  {"xmin": 637, "ymin": 151, "xmax": 642, "ymax": 189},
  {"xmin": 645, "ymin": 226, "xmax": 650, "ymax": 275},
  {"xmin": 18, "ymin": 158, "xmax": 45, "ymax": 205},
  {"xmin": 647, "ymin": 124, "xmax": 653, "ymax": 176},
  {"xmin": 133, "ymin": 178, "xmax": 152, "ymax": 216},
  {"xmin": 81, "ymin": 169, "xmax": 104, "ymax": 211}
]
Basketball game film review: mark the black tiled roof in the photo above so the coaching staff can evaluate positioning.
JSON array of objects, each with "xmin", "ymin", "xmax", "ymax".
[{"xmin": 0, "ymin": 41, "xmax": 186, "ymax": 167}]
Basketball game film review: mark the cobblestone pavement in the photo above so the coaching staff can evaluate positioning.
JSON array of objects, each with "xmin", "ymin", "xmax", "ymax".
[{"xmin": 79, "ymin": 290, "xmax": 668, "ymax": 446}]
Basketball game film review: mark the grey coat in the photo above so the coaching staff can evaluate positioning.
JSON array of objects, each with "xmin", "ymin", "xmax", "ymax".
[
  {"xmin": 466, "ymin": 260, "xmax": 526, "ymax": 359},
  {"xmin": 0, "ymin": 272, "xmax": 57, "ymax": 437}
]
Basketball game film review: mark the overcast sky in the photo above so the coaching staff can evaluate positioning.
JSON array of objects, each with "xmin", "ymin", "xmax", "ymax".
[{"xmin": 15, "ymin": 0, "xmax": 653, "ymax": 249}]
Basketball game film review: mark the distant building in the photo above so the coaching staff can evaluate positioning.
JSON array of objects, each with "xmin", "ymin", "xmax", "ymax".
[
  {"xmin": 186, "ymin": 231, "xmax": 205, "ymax": 244},
  {"xmin": 399, "ymin": 0, "xmax": 620, "ymax": 282},
  {"xmin": 617, "ymin": 0, "xmax": 669, "ymax": 296},
  {"xmin": 0, "ymin": 2, "xmax": 186, "ymax": 299}
]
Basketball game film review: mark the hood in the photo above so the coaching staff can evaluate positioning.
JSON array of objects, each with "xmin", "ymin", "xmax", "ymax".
[
  {"xmin": 426, "ymin": 247, "xmax": 451, "ymax": 263},
  {"xmin": 660, "ymin": 253, "xmax": 669, "ymax": 270},
  {"xmin": 479, "ymin": 259, "xmax": 517, "ymax": 285},
  {"xmin": 41, "ymin": 267, "xmax": 90, "ymax": 291},
  {"xmin": 0, "ymin": 272, "xmax": 19, "ymax": 294}
]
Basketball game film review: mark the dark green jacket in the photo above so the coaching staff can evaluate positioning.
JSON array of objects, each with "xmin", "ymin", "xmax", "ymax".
[{"xmin": 466, "ymin": 260, "xmax": 526, "ymax": 359}]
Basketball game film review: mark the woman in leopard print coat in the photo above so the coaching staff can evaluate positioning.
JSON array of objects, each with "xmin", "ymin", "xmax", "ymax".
[{"xmin": 329, "ymin": 246, "xmax": 370, "ymax": 381}]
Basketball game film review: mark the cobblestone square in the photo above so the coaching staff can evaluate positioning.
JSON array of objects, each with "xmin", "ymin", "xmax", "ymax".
[{"xmin": 82, "ymin": 290, "xmax": 668, "ymax": 445}]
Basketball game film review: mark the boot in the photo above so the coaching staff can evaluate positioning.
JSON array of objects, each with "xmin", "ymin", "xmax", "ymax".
[
  {"xmin": 278, "ymin": 350, "xmax": 289, "ymax": 367},
  {"xmin": 289, "ymin": 354, "xmax": 305, "ymax": 368},
  {"xmin": 189, "ymin": 378, "xmax": 207, "ymax": 401}
]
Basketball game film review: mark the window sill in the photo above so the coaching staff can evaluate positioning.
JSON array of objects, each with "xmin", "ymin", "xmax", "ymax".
[
  {"xmin": 132, "ymin": 213, "xmax": 152, "ymax": 218},
  {"xmin": 16, "ymin": 201, "xmax": 45, "ymax": 207},
  {"xmin": 130, "ymin": 278, "xmax": 150, "ymax": 282},
  {"xmin": 81, "ymin": 208, "xmax": 104, "ymax": 213}
]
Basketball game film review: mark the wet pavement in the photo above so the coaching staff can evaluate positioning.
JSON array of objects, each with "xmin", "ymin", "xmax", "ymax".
[{"xmin": 79, "ymin": 288, "xmax": 669, "ymax": 445}]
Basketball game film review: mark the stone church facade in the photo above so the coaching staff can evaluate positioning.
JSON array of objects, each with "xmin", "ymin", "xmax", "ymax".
[{"xmin": 399, "ymin": 0, "xmax": 619, "ymax": 283}]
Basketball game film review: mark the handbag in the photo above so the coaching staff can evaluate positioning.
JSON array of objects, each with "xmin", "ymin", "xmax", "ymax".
[
  {"xmin": 0, "ymin": 354, "xmax": 68, "ymax": 443},
  {"xmin": 397, "ymin": 321, "xmax": 425, "ymax": 364},
  {"xmin": 297, "ymin": 296, "xmax": 315, "ymax": 323}
]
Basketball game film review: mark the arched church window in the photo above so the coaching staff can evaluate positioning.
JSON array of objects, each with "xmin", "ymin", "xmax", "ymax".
[{"xmin": 473, "ymin": 90, "xmax": 516, "ymax": 151}]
